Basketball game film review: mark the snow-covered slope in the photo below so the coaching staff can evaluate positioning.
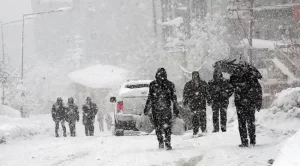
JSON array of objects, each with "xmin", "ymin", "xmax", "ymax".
[
  {"xmin": 273, "ymin": 129, "xmax": 300, "ymax": 166},
  {"xmin": 0, "ymin": 104, "xmax": 21, "ymax": 118},
  {"xmin": 0, "ymin": 104, "xmax": 52, "ymax": 144}
]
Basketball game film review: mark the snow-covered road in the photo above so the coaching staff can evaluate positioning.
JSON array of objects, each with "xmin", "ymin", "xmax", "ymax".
[{"xmin": 0, "ymin": 120, "xmax": 293, "ymax": 166}]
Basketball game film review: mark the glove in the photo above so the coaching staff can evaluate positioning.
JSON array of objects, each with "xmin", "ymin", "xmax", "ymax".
[
  {"xmin": 208, "ymin": 102, "xmax": 212, "ymax": 106},
  {"xmin": 256, "ymin": 102, "xmax": 262, "ymax": 112},
  {"xmin": 173, "ymin": 107, "xmax": 179, "ymax": 117},
  {"xmin": 183, "ymin": 100, "xmax": 188, "ymax": 107}
]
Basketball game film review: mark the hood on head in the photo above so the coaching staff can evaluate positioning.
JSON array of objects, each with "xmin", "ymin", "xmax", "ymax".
[
  {"xmin": 192, "ymin": 71, "xmax": 200, "ymax": 81},
  {"xmin": 155, "ymin": 68, "xmax": 167, "ymax": 81},
  {"xmin": 213, "ymin": 69, "xmax": 223, "ymax": 80}
]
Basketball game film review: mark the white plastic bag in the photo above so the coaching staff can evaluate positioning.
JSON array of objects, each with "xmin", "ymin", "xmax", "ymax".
[
  {"xmin": 171, "ymin": 117, "xmax": 185, "ymax": 135},
  {"xmin": 136, "ymin": 114, "xmax": 154, "ymax": 134}
]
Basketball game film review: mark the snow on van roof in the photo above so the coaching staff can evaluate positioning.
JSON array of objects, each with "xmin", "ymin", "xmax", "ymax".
[
  {"xmin": 123, "ymin": 80, "xmax": 153, "ymax": 85},
  {"xmin": 68, "ymin": 65, "xmax": 129, "ymax": 89}
]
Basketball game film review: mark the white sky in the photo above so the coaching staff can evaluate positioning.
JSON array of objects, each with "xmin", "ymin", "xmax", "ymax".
[{"xmin": 0, "ymin": 0, "xmax": 32, "ymax": 23}]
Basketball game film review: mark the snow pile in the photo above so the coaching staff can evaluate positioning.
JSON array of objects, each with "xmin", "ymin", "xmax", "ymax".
[
  {"xmin": 271, "ymin": 88, "xmax": 300, "ymax": 113},
  {"xmin": 68, "ymin": 64, "xmax": 129, "ymax": 89},
  {"xmin": 257, "ymin": 88, "xmax": 300, "ymax": 130},
  {"xmin": 0, "ymin": 104, "xmax": 21, "ymax": 118},
  {"xmin": 0, "ymin": 110, "xmax": 52, "ymax": 144},
  {"xmin": 273, "ymin": 129, "xmax": 300, "ymax": 166}
]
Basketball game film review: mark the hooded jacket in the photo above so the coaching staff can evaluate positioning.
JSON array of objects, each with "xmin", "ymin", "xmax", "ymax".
[
  {"xmin": 183, "ymin": 71, "xmax": 209, "ymax": 110},
  {"xmin": 230, "ymin": 72, "xmax": 262, "ymax": 110},
  {"xmin": 52, "ymin": 100, "xmax": 66, "ymax": 121},
  {"xmin": 144, "ymin": 68, "xmax": 179, "ymax": 115},
  {"xmin": 208, "ymin": 70, "xmax": 234, "ymax": 104}
]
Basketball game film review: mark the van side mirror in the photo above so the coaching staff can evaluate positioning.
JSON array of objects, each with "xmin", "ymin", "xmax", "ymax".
[{"xmin": 110, "ymin": 97, "xmax": 116, "ymax": 103}]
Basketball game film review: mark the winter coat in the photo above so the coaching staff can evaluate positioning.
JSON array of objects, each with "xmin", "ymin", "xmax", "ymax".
[
  {"xmin": 230, "ymin": 74, "xmax": 262, "ymax": 110},
  {"xmin": 65, "ymin": 103, "xmax": 79, "ymax": 122},
  {"xmin": 183, "ymin": 79, "xmax": 209, "ymax": 111},
  {"xmin": 82, "ymin": 102, "xmax": 98, "ymax": 125},
  {"xmin": 208, "ymin": 72, "xmax": 234, "ymax": 104},
  {"xmin": 52, "ymin": 103, "xmax": 66, "ymax": 121},
  {"xmin": 144, "ymin": 68, "xmax": 179, "ymax": 115}
]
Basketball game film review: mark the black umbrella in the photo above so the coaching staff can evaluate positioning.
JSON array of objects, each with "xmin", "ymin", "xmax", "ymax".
[{"xmin": 213, "ymin": 59, "xmax": 262, "ymax": 79}]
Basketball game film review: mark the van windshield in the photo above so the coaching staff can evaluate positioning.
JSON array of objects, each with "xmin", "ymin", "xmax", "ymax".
[{"xmin": 125, "ymin": 84, "xmax": 149, "ymax": 89}]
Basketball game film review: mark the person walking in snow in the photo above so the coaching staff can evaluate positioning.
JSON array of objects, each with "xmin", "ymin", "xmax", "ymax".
[
  {"xmin": 144, "ymin": 68, "xmax": 179, "ymax": 150},
  {"xmin": 208, "ymin": 69, "xmax": 234, "ymax": 132},
  {"xmin": 65, "ymin": 97, "xmax": 79, "ymax": 137},
  {"xmin": 214, "ymin": 60, "xmax": 262, "ymax": 147},
  {"xmin": 97, "ymin": 111, "xmax": 104, "ymax": 132},
  {"xmin": 230, "ymin": 69, "xmax": 262, "ymax": 147},
  {"xmin": 82, "ymin": 97, "xmax": 98, "ymax": 136},
  {"xmin": 105, "ymin": 113, "xmax": 113, "ymax": 131},
  {"xmin": 183, "ymin": 71, "xmax": 209, "ymax": 136},
  {"xmin": 52, "ymin": 97, "xmax": 67, "ymax": 137}
]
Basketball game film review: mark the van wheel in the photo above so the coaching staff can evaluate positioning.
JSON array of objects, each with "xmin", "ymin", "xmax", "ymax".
[{"xmin": 114, "ymin": 129, "xmax": 124, "ymax": 136}]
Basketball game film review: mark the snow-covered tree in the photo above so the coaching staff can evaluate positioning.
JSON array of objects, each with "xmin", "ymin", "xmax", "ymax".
[{"xmin": 163, "ymin": 13, "xmax": 230, "ymax": 80}]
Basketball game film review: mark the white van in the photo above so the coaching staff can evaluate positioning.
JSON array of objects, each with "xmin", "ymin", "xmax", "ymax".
[{"xmin": 110, "ymin": 80, "xmax": 152, "ymax": 136}]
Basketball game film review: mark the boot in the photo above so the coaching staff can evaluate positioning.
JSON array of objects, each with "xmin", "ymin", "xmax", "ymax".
[
  {"xmin": 165, "ymin": 142, "xmax": 172, "ymax": 150},
  {"xmin": 250, "ymin": 140, "xmax": 256, "ymax": 146},
  {"xmin": 55, "ymin": 133, "xmax": 59, "ymax": 137},
  {"xmin": 238, "ymin": 143, "xmax": 249, "ymax": 147},
  {"xmin": 159, "ymin": 142, "xmax": 164, "ymax": 149}
]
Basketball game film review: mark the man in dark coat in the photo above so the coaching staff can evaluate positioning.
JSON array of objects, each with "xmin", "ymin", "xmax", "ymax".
[
  {"xmin": 144, "ymin": 68, "xmax": 179, "ymax": 150},
  {"xmin": 230, "ymin": 72, "xmax": 262, "ymax": 147},
  {"xmin": 82, "ymin": 97, "xmax": 98, "ymax": 136},
  {"xmin": 208, "ymin": 69, "xmax": 234, "ymax": 132},
  {"xmin": 65, "ymin": 97, "xmax": 79, "ymax": 137},
  {"xmin": 215, "ymin": 60, "xmax": 262, "ymax": 147},
  {"xmin": 52, "ymin": 97, "xmax": 67, "ymax": 137},
  {"xmin": 183, "ymin": 71, "xmax": 209, "ymax": 136}
]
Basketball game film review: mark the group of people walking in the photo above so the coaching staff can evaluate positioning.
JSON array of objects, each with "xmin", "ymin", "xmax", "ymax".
[
  {"xmin": 51, "ymin": 97, "xmax": 112, "ymax": 137},
  {"xmin": 144, "ymin": 61, "xmax": 262, "ymax": 150}
]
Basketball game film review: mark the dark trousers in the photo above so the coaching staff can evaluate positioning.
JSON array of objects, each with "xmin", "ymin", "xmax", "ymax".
[
  {"xmin": 212, "ymin": 101, "xmax": 228, "ymax": 132},
  {"xmin": 85, "ymin": 124, "xmax": 95, "ymax": 136},
  {"xmin": 55, "ymin": 120, "xmax": 66, "ymax": 136},
  {"xmin": 152, "ymin": 110, "xmax": 172, "ymax": 144},
  {"xmin": 68, "ymin": 121, "xmax": 76, "ymax": 137},
  {"xmin": 191, "ymin": 109, "xmax": 206, "ymax": 135},
  {"xmin": 237, "ymin": 105, "xmax": 256, "ymax": 145}
]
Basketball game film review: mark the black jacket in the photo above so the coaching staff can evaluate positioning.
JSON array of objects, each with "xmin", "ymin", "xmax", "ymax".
[
  {"xmin": 52, "ymin": 103, "xmax": 66, "ymax": 121},
  {"xmin": 208, "ymin": 71, "xmax": 234, "ymax": 104},
  {"xmin": 65, "ymin": 103, "xmax": 79, "ymax": 122},
  {"xmin": 144, "ymin": 68, "xmax": 179, "ymax": 115},
  {"xmin": 183, "ymin": 78, "xmax": 209, "ymax": 110},
  {"xmin": 82, "ymin": 102, "xmax": 98, "ymax": 124},
  {"xmin": 230, "ymin": 74, "xmax": 262, "ymax": 110}
]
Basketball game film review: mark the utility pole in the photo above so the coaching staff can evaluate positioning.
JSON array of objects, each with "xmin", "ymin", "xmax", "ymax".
[
  {"xmin": 152, "ymin": 0, "xmax": 158, "ymax": 47},
  {"xmin": 210, "ymin": 0, "xmax": 213, "ymax": 20},
  {"xmin": 248, "ymin": 0, "xmax": 254, "ymax": 64},
  {"xmin": 1, "ymin": 25, "xmax": 4, "ymax": 64},
  {"xmin": 20, "ymin": 8, "xmax": 72, "ymax": 118}
]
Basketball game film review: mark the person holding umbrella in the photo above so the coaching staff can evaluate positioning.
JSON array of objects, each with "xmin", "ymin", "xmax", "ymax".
[{"xmin": 214, "ymin": 59, "xmax": 262, "ymax": 147}]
